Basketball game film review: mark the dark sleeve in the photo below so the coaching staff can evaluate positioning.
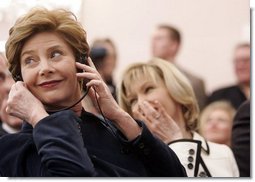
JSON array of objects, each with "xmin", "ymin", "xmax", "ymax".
[
  {"xmin": 120, "ymin": 121, "xmax": 187, "ymax": 177},
  {"xmin": 33, "ymin": 110, "xmax": 96, "ymax": 176},
  {"xmin": 231, "ymin": 100, "xmax": 250, "ymax": 177}
]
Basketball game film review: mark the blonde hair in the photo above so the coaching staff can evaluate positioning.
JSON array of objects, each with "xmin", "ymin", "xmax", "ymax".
[
  {"xmin": 5, "ymin": 7, "xmax": 89, "ymax": 81},
  {"xmin": 118, "ymin": 58, "xmax": 199, "ymax": 131},
  {"xmin": 198, "ymin": 101, "xmax": 236, "ymax": 134}
]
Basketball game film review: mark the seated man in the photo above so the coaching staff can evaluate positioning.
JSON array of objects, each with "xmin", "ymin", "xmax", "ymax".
[
  {"xmin": 207, "ymin": 43, "xmax": 250, "ymax": 109},
  {"xmin": 0, "ymin": 53, "xmax": 22, "ymax": 136}
]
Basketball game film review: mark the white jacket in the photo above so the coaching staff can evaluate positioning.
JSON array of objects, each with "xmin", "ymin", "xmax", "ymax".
[{"xmin": 169, "ymin": 132, "xmax": 239, "ymax": 177}]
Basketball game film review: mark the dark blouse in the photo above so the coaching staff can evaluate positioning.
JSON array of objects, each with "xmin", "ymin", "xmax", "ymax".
[{"xmin": 0, "ymin": 109, "xmax": 186, "ymax": 177}]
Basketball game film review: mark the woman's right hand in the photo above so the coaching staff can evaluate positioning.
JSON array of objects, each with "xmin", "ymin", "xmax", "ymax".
[
  {"xmin": 133, "ymin": 100, "xmax": 183, "ymax": 144},
  {"xmin": 6, "ymin": 81, "xmax": 48, "ymax": 127}
]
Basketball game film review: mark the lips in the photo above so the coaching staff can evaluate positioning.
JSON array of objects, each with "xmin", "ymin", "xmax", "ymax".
[{"xmin": 38, "ymin": 80, "xmax": 62, "ymax": 88}]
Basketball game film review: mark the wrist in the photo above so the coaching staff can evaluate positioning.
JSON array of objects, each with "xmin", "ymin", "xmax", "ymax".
[
  {"xmin": 29, "ymin": 108, "xmax": 49, "ymax": 127},
  {"xmin": 110, "ymin": 109, "xmax": 142, "ymax": 141}
]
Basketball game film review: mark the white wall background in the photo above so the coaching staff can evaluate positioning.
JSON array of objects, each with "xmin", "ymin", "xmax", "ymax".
[
  {"xmin": 82, "ymin": 0, "xmax": 250, "ymax": 94},
  {"xmin": 0, "ymin": 0, "xmax": 250, "ymax": 95}
]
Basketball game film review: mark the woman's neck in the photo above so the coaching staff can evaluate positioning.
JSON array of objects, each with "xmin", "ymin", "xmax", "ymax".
[
  {"xmin": 70, "ymin": 102, "xmax": 83, "ymax": 116},
  {"xmin": 173, "ymin": 109, "xmax": 193, "ymax": 140},
  {"xmin": 44, "ymin": 102, "xmax": 83, "ymax": 116}
]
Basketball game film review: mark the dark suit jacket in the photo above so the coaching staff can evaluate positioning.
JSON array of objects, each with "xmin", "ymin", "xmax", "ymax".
[
  {"xmin": 177, "ymin": 66, "xmax": 207, "ymax": 110},
  {"xmin": 231, "ymin": 100, "xmax": 250, "ymax": 177},
  {"xmin": 207, "ymin": 85, "xmax": 247, "ymax": 109},
  {"xmin": 0, "ymin": 110, "xmax": 186, "ymax": 177},
  {"xmin": 0, "ymin": 123, "xmax": 8, "ymax": 137}
]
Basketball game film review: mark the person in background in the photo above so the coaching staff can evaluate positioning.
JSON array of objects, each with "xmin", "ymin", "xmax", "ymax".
[
  {"xmin": 198, "ymin": 101, "xmax": 236, "ymax": 147},
  {"xmin": 0, "ymin": 53, "xmax": 8, "ymax": 106},
  {"xmin": 0, "ymin": 8, "xmax": 186, "ymax": 177},
  {"xmin": 231, "ymin": 100, "xmax": 250, "ymax": 177},
  {"xmin": 151, "ymin": 24, "xmax": 207, "ymax": 110},
  {"xmin": 0, "ymin": 53, "xmax": 22, "ymax": 136},
  {"xmin": 118, "ymin": 58, "xmax": 239, "ymax": 177},
  {"xmin": 207, "ymin": 43, "xmax": 250, "ymax": 109},
  {"xmin": 0, "ymin": 97, "xmax": 23, "ymax": 136}
]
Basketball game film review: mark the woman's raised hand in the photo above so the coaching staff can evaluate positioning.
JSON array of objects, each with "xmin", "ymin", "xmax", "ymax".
[{"xmin": 6, "ymin": 81, "xmax": 48, "ymax": 127}]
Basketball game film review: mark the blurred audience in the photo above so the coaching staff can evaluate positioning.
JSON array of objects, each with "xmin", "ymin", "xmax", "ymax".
[
  {"xmin": 0, "ymin": 52, "xmax": 22, "ymax": 136},
  {"xmin": 0, "ymin": 53, "xmax": 8, "ymax": 106},
  {"xmin": 207, "ymin": 43, "xmax": 250, "ymax": 109},
  {"xmin": 198, "ymin": 101, "xmax": 236, "ymax": 146},
  {"xmin": 231, "ymin": 100, "xmax": 250, "ymax": 177},
  {"xmin": 118, "ymin": 58, "xmax": 239, "ymax": 177},
  {"xmin": 151, "ymin": 24, "xmax": 207, "ymax": 110}
]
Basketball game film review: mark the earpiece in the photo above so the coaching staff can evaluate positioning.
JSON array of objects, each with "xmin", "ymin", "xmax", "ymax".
[
  {"xmin": 77, "ymin": 53, "xmax": 89, "ymax": 92},
  {"xmin": 13, "ymin": 74, "xmax": 22, "ymax": 82},
  {"xmin": 79, "ymin": 54, "xmax": 87, "ymax": 65}
]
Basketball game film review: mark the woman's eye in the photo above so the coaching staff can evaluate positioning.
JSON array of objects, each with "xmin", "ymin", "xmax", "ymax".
[
  {"xmin": 51, "ymin": 51, "xmax": 62, "ymax": 59},
  {"xmin": 129, "ymin": 98, "xmax": 138, "ymax": 106},
  {"xmin": 145, "ymin": 86, "xmax": 154, "ymax": 93},
  {"xmin": 24, "ymin": 58, "xmax": 35, "ymax": 65}
]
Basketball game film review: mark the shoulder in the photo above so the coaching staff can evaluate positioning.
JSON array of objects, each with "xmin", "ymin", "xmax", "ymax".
[
  {"xmin": 0, "ymin": 132, "xmax": 34, "ymax": 157},
  {"xmin": 0, "ymin": 124, "xmax": 8, "ymax": 137},
  {"xmin": 0, "ymin": 132, "xmax": 36, "ymax": 176},
  {"xmin": 180, "ymin": 69, "xmax": 204, "ymax": 83},
  {"xmin": 206, "ymin": 141, "xmax": 234, "ymax": 157},
  {"xmin": 233, "ymin": 100, "xmax": 250, "ymax": 122},
  {"xmin": 210, "ymin": 85, "xmax": 241, "ymax": 95}
]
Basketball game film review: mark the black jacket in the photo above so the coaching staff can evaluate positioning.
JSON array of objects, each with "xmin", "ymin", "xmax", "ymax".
[
  {"xmin": 231, "ymin": 100, "xmax": 250, "ymax": 177},
  {"xmin": 0, "ymin": 110, "xmax": 186, "ymax": 177},
  {"xmin": 0, "ymin": 123, "xmax": 8, "ymax": 137},
  {"xmin": 206, "ymin": 85, "xmax": 247, "ymax": 109}
]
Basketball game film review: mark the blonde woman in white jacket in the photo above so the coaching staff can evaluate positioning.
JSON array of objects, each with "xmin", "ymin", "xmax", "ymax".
[{"xmin": 118, "ymin": 58, "xmax": 239, "ymax": 177}]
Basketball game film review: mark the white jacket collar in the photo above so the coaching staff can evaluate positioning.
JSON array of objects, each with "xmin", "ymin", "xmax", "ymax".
[{"xmin": 193, "ymin": 132, "xmax": 210, "ymax": 154}]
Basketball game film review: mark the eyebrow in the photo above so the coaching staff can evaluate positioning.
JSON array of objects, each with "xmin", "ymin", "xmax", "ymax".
[
  {"xmin": 21, "ymin": 45, "xmax": 64, "ymax": 58},
  {"xmin": 126, "ymin": 81, "xmax": 153, "ymax": 98},
  {"xmin": 21, "ymin": 50, "xmax": 34, "ymax": 58}
]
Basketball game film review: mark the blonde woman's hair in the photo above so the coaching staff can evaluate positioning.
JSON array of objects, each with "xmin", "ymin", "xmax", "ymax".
[
  {"xmin": 118, "ymin": 58, "xmax": 199, "ymax": 131},
  {"xmin": 198, "ymin": 101, "xmax": 236, "ymax": 134},
  {"xmin": 5, "ymin": 7, "xmax": 89, "ymax": 81}
]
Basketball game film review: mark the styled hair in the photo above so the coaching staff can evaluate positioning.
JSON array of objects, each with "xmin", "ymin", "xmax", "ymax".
[
  {"xmin": 118, "ymin": 58, "xmax": 199, "ymax": 131},
  {"xmin": 198, "ymin": 101, "xmax": 236, "ymax": 134},
  {"xmin": 5, "ymin": 7, "xmax": 89, "ymax": 81},
  {"xmin": 158, "ymin": 24, "xmax": 181, "ymax": 44}
]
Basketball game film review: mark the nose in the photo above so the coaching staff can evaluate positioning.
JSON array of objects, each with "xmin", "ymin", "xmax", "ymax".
[
  {"xmin": 131, "ymin": 95, "xmax": 147, "ymax": 114},
  {"xmin": 207, "ymin": 119, "xmax": 218, "ymax": 129},
  {"xmin": 39, "ymin": 59, "xmax": 55, "ymax": 76}
]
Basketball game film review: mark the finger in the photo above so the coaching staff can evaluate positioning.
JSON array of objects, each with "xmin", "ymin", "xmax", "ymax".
[
  {"xmin": 87, "ymin": 57, "xmax": 96, "ymax": 69},
  {"xmin": 153, "ymin": 100, "xmax": 174, "ymax": 120},
  {"xmin": 140, "ymin": 101, "xmax": 161, "ymax": 120},
  {"xmin": 15, "ymin": 81, "xmax": 26, "ymax": 90},
  {"xmin": 86, "ymin": 80, "xmax": 110, "ymax": 98},
  {"xmin": 76, "ymin": 72, "xmax": 101, "ymax": 81},
  {"xmin": 86, "ymin": 86, "xmax": 98, "ymax": 103},
  {"xmin": 133, "ymin": 110, "xmax": 152, "ymax": 128},
  {"xmin": 76, "ymin": 62, "xmax": 98, "ymax": 73},
  {"xmin": 8, "ymin": 84, "xmax": 17, "ymax": 98}
]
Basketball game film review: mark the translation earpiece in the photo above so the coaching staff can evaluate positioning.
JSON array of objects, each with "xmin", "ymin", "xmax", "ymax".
[{"xmin": 13, "ymin": 74, "xmax": 22, "ymax": 82}]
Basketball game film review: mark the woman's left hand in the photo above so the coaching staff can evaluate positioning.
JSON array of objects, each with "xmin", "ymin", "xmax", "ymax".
[
  {"xmin": 76, "ymin": 58, "xmax": 122, "ymax": 120},
  {"xmin": 133, "ymin": 100, "xmax": 183, "ymax": 144},
  {"xmin": 76, "ymin": 58, "xmax": 142, "ymax": 140}
]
